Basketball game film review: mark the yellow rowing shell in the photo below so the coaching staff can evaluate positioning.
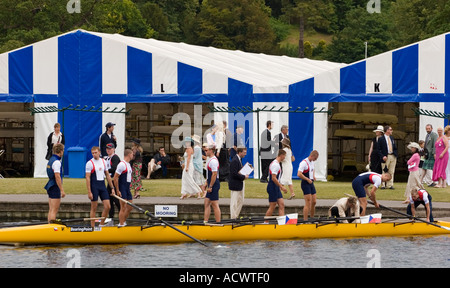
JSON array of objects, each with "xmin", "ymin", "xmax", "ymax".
[{"xmin": 0, "ymin": 221, "xmax": 449, "ymax": 245}]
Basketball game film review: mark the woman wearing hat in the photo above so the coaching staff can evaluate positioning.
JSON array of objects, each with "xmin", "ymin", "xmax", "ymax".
[
  {"xmin": 405, "ymin": 142, "xmax": 424, "ymax": 202},
  {"xmin": 180, "ymin": 137, "xmax": 202, "ymax": 199},
  {"xmin": 368, "ymin": 125, "xmax": 384, "ymax": 174}
]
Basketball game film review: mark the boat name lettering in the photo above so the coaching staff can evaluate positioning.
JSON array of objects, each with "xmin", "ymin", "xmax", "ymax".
[{"xmin": 70, "ymin": 227, "xmax": 94, "ymax": 232}]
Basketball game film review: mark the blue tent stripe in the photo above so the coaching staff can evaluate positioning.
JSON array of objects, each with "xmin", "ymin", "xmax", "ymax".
[
  {"xmin": 128, "ymin": 46, "xmax": 152, "ymax": 96},
  {"xmin": 8, "ymin": 46, "xmax": 33, "ymax": 97},
  {"xmin": 340, "ymin": 61, "xmax": 365, "ymax": 95},
  {"xmin": 57, "ymin": 31, "xmax": 103, "ymax": 174},
  {"xmin": 392, "ymin": 44, "xmax": 418, "ymax": 94},
  {"xmin": 178, "ymin": 62, "xmax": 202, "ymax": 95}
]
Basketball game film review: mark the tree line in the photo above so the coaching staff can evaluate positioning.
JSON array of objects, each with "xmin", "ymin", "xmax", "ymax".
[{"xmin": 0, "ymin": 0, "xmax": 449, "ymax": 63}]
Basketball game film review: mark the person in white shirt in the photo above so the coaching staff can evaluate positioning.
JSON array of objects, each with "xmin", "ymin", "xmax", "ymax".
[
  {"xmin": 113, "ymin": 148, "xmax": 134, "ymax": 226},
  {"xmin": 44, "ymin": 143, "xmax": 65, "ymax": 223},
  {"xmin": 86, "ymin": 146, "xmax": 114, "ymax": 227},
  {"xmin": 265, "ymin": 150, "xmax": 287, "ymax": 219},
  {"xmin": 204, "ymin": 146, "xmax": 221, "ymax": 223},
  {"xmin": 297, "ymin": 150, "xmax": 319, "ymax": 220},
  {"xmin": 407, "ymin": 188, "xmax": 433, "ymax": 222}
]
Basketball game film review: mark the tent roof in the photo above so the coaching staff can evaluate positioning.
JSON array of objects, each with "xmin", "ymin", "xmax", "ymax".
[
  {"xmin": 88, "ymin": 30, "xmax": 345, "ymax": 93},
  {"xmin": 314, "ymin": 32, "xmax": 450, "ymax": 97}
]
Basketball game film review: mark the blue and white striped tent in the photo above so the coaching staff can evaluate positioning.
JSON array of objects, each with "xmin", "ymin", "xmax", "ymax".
[
  {"xmin": 0, "ymin": 30, "xmax": 344, "ymax": 178},
  {"xmin": 2, "ymin": 29, "xmax": 448, "ymax": 179},
  {"xmin": 311, "ymin": 32, "xmax": 450, "ymax": 180}
]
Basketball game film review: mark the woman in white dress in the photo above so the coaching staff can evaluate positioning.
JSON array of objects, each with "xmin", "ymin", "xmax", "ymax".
[
  {"xmin": 192, "ymin": 135, "xmax": 206, "ymax": 197},
  {"xmin": 180, "ymin": 137, "xmax": 202, "ymax": 199},
  {"xmin": 280, "ymin": 138, "xmax": 295, "ymax": 199}
]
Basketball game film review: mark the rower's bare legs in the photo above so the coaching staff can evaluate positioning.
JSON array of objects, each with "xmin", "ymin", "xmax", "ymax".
[
  {"xmin": 359, "ymin": 197, "xmax": 367, "ymax": 216},
  {"xmin": 48, "ymin": 198, "xmax": 60, "ymax": 223},
  {"xmin": 303, "ymin": 194, "xmax": 316, "ymax": 220},
  {"xmin": 101, "ymin": 200, "xmax": 111, "ymax": 226},
  {"xmin": 119, "ymin": 200, "xmax": 132, "ymax": 225},
  {"xmin": 90, "ymin": 201, "xmax": 98, "ymax": 227},
  {"xmin": 210, "ymin": 201, "xmax": 221, "ymax": 222}
]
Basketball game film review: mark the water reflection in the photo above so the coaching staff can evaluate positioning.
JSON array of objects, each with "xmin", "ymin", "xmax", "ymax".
[{"xmin": 0, "ymin": 236, "xmax": 448, "ymax": 268}]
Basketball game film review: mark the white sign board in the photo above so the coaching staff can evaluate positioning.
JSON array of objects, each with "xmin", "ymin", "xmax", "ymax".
[{"xmin": 154, "ymin": 205, "xmax": 178, "ymax": 218}]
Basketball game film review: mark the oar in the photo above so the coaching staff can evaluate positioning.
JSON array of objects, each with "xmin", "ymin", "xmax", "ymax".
[
  {"xmin": 367, "ymin": 200, "xmax": 450, "ymax": 231},
  {"xmin": 0, "ymin": 217, "xmax": 105, "ymax": 228},
  {"xmin": 112, "ymin": 194, "xmax": 208, "ymax": 247}
]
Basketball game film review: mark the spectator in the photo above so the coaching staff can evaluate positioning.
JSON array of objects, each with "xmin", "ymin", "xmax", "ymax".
[
  {"xmin": 99, "ymin": 122, "xmax": 117, "ymax": 158},
  {"xmin": 46, "ymin": 123, "xmax": 65, "ymax": 160},
  {"xmin": 146, "ymin": 147, "xmax": 171, "ymax": 179},
  {"xmin": 421, "ymin": 124, "xmax": 437, "ymax": 187}
]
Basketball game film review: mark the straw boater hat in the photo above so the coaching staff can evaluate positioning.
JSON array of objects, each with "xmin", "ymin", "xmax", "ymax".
[
  {"xmin": 192, "ymin": 135, "xmax": 201, "ymax": 144},
  {"xmin": 373, "ymin": 125, "xmax": 384, "ymax": 133},
  {"xmin": 407, "ymin": 142, "xmax": 421, "ymax": 150}
]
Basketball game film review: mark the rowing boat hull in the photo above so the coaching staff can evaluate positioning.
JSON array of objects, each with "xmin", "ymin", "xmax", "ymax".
[{"xmin": 0, "ymin": 221, "xmax": 449, "ymax": 245}]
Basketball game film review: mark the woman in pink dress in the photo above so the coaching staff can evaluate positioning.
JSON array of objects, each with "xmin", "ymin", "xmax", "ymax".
[{"xmin": 432, "ymin": 127, "xmax": 449, "ymax": 188}]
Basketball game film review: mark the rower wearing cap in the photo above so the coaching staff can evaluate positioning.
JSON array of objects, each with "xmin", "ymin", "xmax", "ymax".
[
  {"xmin": 352, "ymin": 171, "xmax": 391, "ymax": 215},
  {"xmin": 99, "ymin": 122, "xmax": 117, "ymax": 158}
]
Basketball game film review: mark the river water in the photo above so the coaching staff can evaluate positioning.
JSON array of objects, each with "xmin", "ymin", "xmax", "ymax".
[{"xmin": 0, "ymin": 235, "xmax": 449, "ymax": 268}]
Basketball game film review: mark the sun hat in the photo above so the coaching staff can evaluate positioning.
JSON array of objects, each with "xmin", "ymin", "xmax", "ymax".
[
  {"xmin": 407, "ymin": 142, "xmax": 421, "ymax": 150},
  {"xmin": 373, "ymin": 125, "xmax": 384, "ymax": 133}
]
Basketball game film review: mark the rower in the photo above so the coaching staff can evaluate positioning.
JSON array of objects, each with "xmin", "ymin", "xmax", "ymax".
[
  {"xmin": 407, "ymin": 188, "xmax": 433, "ymax": 222},
  {"xmin": 328, "ymin": 196, "xmax": 361, "ymax": 223},
  {"xmin": 297, "ymin": 150, "xmax": 319, "ymax": 221},
  {"xmin": 44, "ymin": 143, "xmax": 65, "ymax": 223},
  {"xmin": 351, "ymin": 172, "xmax": 391, "ymax": 216},
  {"xmin": 113, "ymin": 148, "xmax": 134, "ymax": 226},
  {"xmin": 86, "ymin": 146, "xmax": 115, "ymax": 227},
  {"xmin": 204, "ymin": 146, "xmax": 221, "ymax": 223},
  {"xmin": 265, "ymin": 149, "xmax": 287, "ymax": 219}
]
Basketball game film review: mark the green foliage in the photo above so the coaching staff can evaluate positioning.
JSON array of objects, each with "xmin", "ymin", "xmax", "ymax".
[
  {"xmin": 187, "ymin": 0, "xmax": 278, "ymax": 54},
  {"xmin": 0, "ymin": 0, "xmax": 449, "ymax": 62}
]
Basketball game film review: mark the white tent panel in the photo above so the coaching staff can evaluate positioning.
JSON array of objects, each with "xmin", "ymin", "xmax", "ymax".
[
  {"xmin": 314, "ymin": 67, "xmax": 341, "ymax": 94},
  {"xmin": 252, "ymin": 102, "xmax": 288, "ymax": 179},
  {"xmin": 0, "ymin": 53, "xmax": 7, "ymax": 94},
  {"xmin": 203, "ymin": 70, "xmax": 228, "ymax": 94},
  {"xmin": 33, "ymin": 37, "xmax": 58, "ymax": 95},
  {"xmin": 152, "ymin": 53, "xmax": 178, "ymax": 94},
  {"xmin": 101, "ymin": 103, "xmax": 126, "ymax": 160},
  {"xmin": 102, "ymin": 37, "xmax": 127, "ymax": 95},
  {"xmin": 34, "ymin": 103, "xmax": 59, "ymax": 178},
  {"xmin": 313, "ymin": 102, "xmax": 329, "ymax": 181},
  {"xmin": 418, "ymin": 102, "xmax": 445, "ymax": 142},
  {"xmin": 418, "ymin": 34, "xmax": 446, "ymax": 93},
  {"xmin": 366, "ymin": 51, "xmax": 392, "ymax": 94}
]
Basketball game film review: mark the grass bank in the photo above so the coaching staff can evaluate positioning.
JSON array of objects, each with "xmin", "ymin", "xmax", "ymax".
[{"xmin": 1, "ymin": 178, "xmax": 450, "ymax": 202}]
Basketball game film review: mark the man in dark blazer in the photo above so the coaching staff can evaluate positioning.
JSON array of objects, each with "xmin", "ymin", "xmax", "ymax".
[
  {"xmin": 260, "ymin": 120, "xmax": 274, "ymax": 183},
  {"xmin": 229, "ymin": 147, "xmax": 249, "ymax": 219},
  {"xmin": 377, "ymin": 125, "xmax": 397, "ymax": 189},
  {"xmin": 274, "ymin": 125, "xmax": 290, "ymax": 156}
]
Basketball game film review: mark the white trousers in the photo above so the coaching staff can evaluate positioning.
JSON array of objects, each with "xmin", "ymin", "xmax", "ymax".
[{"xmin": 230, "ymin": 183, "xmax": 245, "ymax": 219}]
